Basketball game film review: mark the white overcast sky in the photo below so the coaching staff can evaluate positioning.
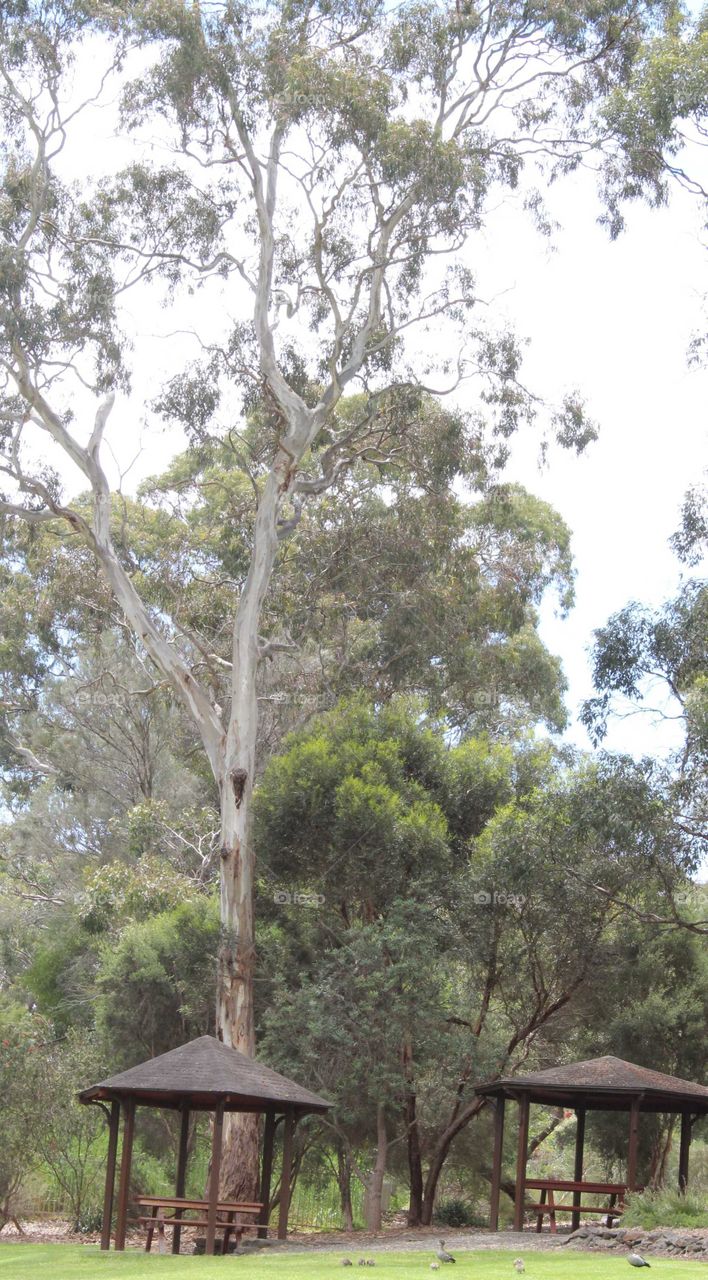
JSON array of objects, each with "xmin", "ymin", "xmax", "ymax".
[{"xmin": 48, "ymin": 47, "xmax": 708, "ymax": 769}]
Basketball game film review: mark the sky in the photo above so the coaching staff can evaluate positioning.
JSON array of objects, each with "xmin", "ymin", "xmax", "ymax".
[
  {"xmin": 37, "ymin": 39, "xmax": 708, "ymax": 771},
  {"xmin": 474, "ymin": 177, "xmax": 707, "ymax": 760}
]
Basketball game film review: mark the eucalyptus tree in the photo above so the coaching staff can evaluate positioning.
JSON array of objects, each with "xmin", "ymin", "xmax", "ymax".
[{"xmin": 1, "ymin": 0, "xmax": 705, "ymax": 1190}]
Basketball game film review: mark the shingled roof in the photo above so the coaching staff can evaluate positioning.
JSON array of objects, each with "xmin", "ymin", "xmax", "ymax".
[
  {"xmin": 78, "ymin": 1035, "xmax": 332, "ymax": 1114},
  {"xmin": 475, "ymin": 1055, "xmax": 708, "ymax": 1113}
]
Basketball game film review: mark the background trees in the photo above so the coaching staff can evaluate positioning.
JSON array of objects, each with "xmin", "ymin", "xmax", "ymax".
[
  {"xmin": 253, "ymin": 698, "xmax": 705, "ymax": 1228},
  {"xmin": 0, "ymin": 0, "xmax": 705, "ymax": 1217},
  {"xmin": 1, "ymin": 0, "xmax": 704, "ymax": 1119}
]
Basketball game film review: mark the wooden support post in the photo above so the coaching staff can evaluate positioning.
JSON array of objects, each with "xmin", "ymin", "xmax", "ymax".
[
  {"xmin": 513, "ymin": 1093, "xmax": 530, "ymax": 1233},
  {"xmin": 100, "ymin": 1101, "xmax": 120, "ymax": 1251},
  {"xmin": 536, "ymin": 1187, "xmax": 546, "ymax": 1234},
  {"xmin": 278, "ymin": 1110, "xmax": 295, "ymax": 1240},
  {"xmin": 489, "ymin": 1098, "xmax": 505, "ymax": 1232},
  {"xmin": 678, "ymin": 1113, "xmax": 691, "ymax": 1193},
  {"xmin": 627, "ymin": 1097, "xmax": 641, "ymax": 1193},
  {"xmin": 172, "ymin": 1105, "xmax": 190, "ymax": 1255},
  {"xmin": 258, "ymin": 1110, "xmax": 277, "ymax": 1239},
  {"xmin": 571, "ymin": 1107, "xmax": 586, "ymax": 1232},
  {"xmin": 206, "ymin": 1101, "xmax": 225, "ymax": 1256},
  {"xmin": 114, "ymin": 1098, "xmax": 136, "ymax": 1251}
]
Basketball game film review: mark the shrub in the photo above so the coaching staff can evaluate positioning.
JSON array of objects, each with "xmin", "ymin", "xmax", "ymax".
[
  {"xmin": 622, "ymin": 1188, "xmax": 708, "ymax": 1229},
  {"xmin": 73, "ymin": 1206, "xmax": 104, "ymax": 1234},
  {"xmin": 433, "ymin": 1197, "xmax": 486, "ymax": 1228}
]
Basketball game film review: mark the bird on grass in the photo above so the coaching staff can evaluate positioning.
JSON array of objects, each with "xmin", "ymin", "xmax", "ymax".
[
  {"xmin": 437, "ymin": 1241, "xmax": 456, "ymax": 1264},
  {"xmin": 341, "ymin": 1259, "xmax": 353, "ymax": 1267},
  {"xmin": 628, "ymin": 1254, "xmax": 650, "ymax": 1268},
  {"xmin": 431, "ymin": 1265, "xmax": 441, "ymax": 1272},
  {"xmin": 514, "ymin": 1260, "xmax": 526, "ymax": 1273}
]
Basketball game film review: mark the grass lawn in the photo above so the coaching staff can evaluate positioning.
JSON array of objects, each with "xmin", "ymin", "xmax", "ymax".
[{"xmin": 0, "ymin": 1247, "xmax": 705, "ymax": 1280}]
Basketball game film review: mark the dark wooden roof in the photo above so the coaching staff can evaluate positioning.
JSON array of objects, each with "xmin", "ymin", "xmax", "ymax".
[
  {"xmin": 78, "ymin": 1036, "xmax": 332, "ymax": 1114},
  {"xmin": 475, "ymin": 1055, "xmax": 708, "ymax": 1114}
]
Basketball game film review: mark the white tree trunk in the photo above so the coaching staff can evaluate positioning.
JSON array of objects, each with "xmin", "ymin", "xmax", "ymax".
[{"xmin": 215, "ymin": 459, "xmax": 291, "ymax": 1197}]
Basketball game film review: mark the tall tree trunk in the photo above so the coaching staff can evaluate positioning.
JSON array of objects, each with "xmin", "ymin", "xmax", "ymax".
[
  {"xmin": 363, "ymin": 1106, "xmax": 389, "ymax": 1232},
  {"xmin": 403, "ymin": 1038, "xmax": 423, "ymax": 1227},
  {"xmin": 337, "ymin": 1143, "xmax": 354, "ymax": 1231},
  {"xmin": 649, "ymin": 1117, "xmax": 675, "ymax": 1189},
  {"xmin": 217, "ymin": 461, "xmax": 290, "ymax": 1199},
  {"xmin": 420, "ymin": 1099, "xmax": 485, "ymax": 1225}
]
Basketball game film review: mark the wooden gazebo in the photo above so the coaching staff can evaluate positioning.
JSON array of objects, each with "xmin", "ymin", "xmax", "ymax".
[
  {"xmin": 79, "ymin": 1035, "xmax": 331, "ymax": 1254},
  {"xmin": 476, "ymin": 1055, "xmax": 708, "ymax": 1232}
]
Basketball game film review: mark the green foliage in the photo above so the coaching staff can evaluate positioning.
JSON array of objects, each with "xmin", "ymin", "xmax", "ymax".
[
  {"xmin": 599, "ymin": 18, "xmax": 708, "ymax": 238},
  {"xmin": 582, "ymin": 499, "xmax": 707, "ymax": 869},
  {"xmin": 622, "ymin": 1187, "xmax": 708, "ymax": 1228},
  {"xmin": 72, "ymin": 1206, "xmax": 104, "ymax": 1235},
  {"xmin": 96, "ymin": 896, "xmax": 219, "ymax": 1062},
  {"xmin": 433, "ymin": 1196, "xmax": 485, "ymax": 1228},
  {"xmin": 254, "ymin": 695, "xmax": 513, "ymax": 914},
  {"xmin": 79, "ymin": 854, "xmax": 202, "ymax": 934},
  {"xmin": 23, "ymin": 1029, "xmax": 108, "ymax": 1229},
  {"xmin": 25, "ymin": 921, "xmax": 100, "ymax": 1036},
  {"xmin": 0, "ymin": 998, "xmax": 48, "ymax": 1223}
]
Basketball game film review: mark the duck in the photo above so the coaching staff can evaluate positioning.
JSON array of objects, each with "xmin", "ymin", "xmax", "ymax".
[{"xmin": 436, "ymin": 1241, "xmax": 456, "ymax": 1264}]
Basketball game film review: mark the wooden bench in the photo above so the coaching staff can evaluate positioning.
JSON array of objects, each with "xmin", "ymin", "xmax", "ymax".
[
  {"xmin": 135, "ymin": 1195, "xmax": 263, "ymax": 1254},
  {"xmin": 523, "ymin": 1180, "xmax": 643, "ymax": 1234}
]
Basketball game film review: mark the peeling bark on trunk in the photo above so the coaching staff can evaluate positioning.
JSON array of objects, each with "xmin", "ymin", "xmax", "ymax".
[{"xmin": 215, "ymin": 465, "xmax": 285, "ymax": 1198}]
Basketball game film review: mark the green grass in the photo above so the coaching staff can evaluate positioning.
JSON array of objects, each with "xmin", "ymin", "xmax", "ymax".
[{"xmin": 0, "ymin": 1246, "xmax": 705, "ymax": 1280}]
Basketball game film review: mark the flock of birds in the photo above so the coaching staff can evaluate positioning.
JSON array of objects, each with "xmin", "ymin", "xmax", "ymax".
[{"xmin": 339, "ymin": 1243, "xmax": 653, "ymax": 1271}]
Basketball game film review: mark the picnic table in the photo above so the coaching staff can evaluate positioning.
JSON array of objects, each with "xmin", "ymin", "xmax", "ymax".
[
  {"xmin": 523, "ymin": 1179, "xmax": 642, "ymax": 1233},
  {"xmin": 135, "ymin": 1195, "xmax": 263, "ymax": 1254}
]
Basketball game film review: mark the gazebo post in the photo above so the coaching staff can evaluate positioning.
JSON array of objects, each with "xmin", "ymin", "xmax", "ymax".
[
  {"xmin": 278, "ymin": 1109, "xmax": 295, "ymax": 1240},
  {"xmin": 571, "ymin": 1106, "xmax": 586, "ymax": 1231},
  {"xmin": 114, "ymin": 1098, "xmax": 136, "ymax": 1251},
  {"xmin": 258, "ymin": 1109, "xmax": 277, "ymax": 1239},
  {"xmin": 678, "ymin": 1113, "xmax": 691, "ymax": 1192},
  {"xmin": 172, "ymin": 1103, "xmax": 191, "ymax": 1254},
  {"xmin": 489, "ymin": 1097, "xmax": 505, "ymax": 1231},
  {"xmin": 206, "ymin": 1100, "xmax": 225, "ymax": 1256},
  {"xmin": 513, "ymin": 1093, "xmax": 530, "ymax": 1232},
  {"xmin": 627, "ymin": 1096, "xmax": 641, "ymax": 1193},
  {"xmin": 100, "ymin": 1100, "xmax": 120, "ymax": 1251}
]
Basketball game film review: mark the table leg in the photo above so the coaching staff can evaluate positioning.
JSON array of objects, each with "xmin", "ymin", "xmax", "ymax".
[
  {"xmin": 222, "ymin": 1210, "xmax": 235, "ymax": 1255},
  {"xmin": 536, "ymin": 1188, "xmax": 546, "ymax": 1233},
  {"xmin": 548, "ymin": 1190, "xmax": 557, "ymax": 1235},
  {"xmin": 157, "ymin": 1208, "xmax": 167, "ymax": 1256},
  {"xmin": 145, "ymin": 1204, "xmax": 157, "ymax": 1253}
]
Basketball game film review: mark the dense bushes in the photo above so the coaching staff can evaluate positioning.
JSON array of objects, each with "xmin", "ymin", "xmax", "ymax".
[{"xmin": 622, "ymin": 1189, "xmax": 708, "ymax": 1229}]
